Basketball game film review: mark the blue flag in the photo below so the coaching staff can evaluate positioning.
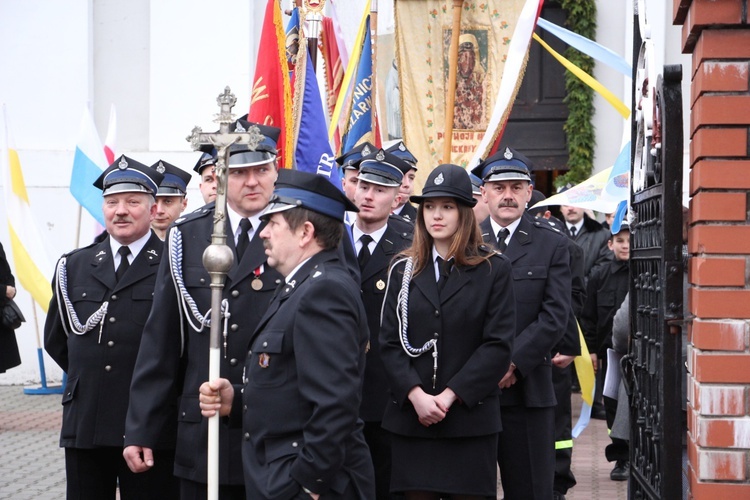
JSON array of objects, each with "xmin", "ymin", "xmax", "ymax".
[
  {"xmin": 341, "ymin": 16, "xmax": 375, "ymax": 152},
  {"xmin": 294, "ymin": 48, "xmax": 342, "ymax": 190}
]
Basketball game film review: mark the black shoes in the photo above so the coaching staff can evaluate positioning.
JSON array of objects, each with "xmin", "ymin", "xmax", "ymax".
[{"xmin": 610, "ymin": 460, "xmax": 629, "ymax": 481}]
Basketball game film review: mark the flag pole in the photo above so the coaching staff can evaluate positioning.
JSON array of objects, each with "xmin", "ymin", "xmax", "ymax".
[
  {"xmin": 370, "ymin": 0, "xmax": 378, "ymax": 144},
  {"xmin": 442, "ymin": 0, "xmax": 465, "ymax": 163},
  {"xmin": 304, "ymin": 0, "xmax": 324, "ymax": 74},
  {"xmin": 23, "ymin": 298, "xmax": 63, "ymax": 395}
]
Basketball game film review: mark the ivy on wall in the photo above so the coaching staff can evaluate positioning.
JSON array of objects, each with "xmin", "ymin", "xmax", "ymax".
[{"xmin": 557, "ymin": 0, "xmax": 597, "ymax": 188}]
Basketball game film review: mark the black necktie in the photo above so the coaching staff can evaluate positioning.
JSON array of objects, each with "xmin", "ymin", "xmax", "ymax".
[
  {"xmin": 569, "ymin": 226, "xmax": 577, "ymax": 239},
  {"xmin": 358, "ymin": 234, "xmax": 373, "ymax": 270},
  {"xmin": 496, "ymin": 228, "xmax": 509, "ymax": 253},
  {"xmin": 237, "ymin": 218, "xmax": 252, "ymax": 260},
  {"xmin": 436, "ymin": 256, "xmax": 452, "ymax": 294},
  {"xmin": 115, "ymin": 246, "xmax": 131, "ymax": 282}
]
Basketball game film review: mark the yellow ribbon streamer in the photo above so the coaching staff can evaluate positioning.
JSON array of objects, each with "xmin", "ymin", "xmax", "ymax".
[
  {"xmin": 328, "ymin": 0, "xmax": 371, "ymax": 140},
  {"xmin": 533, "ymin": 33, "xmax": 630, "ymax": 119},
  {"xmin": 573, "ymin": 319, "xmax": 596, "ymax": 406}
]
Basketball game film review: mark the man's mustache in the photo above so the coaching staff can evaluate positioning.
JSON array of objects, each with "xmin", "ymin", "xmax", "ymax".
[{"xmin": 497, "ymin": 201, "xmax": 518, "ymax": 208}]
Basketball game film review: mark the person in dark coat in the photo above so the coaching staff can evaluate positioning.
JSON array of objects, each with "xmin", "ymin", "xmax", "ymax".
[
  {"xmin": 124, "ymin": 122, "xmax": 283, "ymax": 500},
  {"xmin": 44, "ymin": 156, "xmax": 178, "ymax": 499},
  {"xmin": 379, "ymin": 164, "xmax": 516, "ymax": 498},
  {"xmin": 473, "ymin": 147, "xmax": 572, "ymax": 500},
  {"xmin": 580, "ymin": 222, "xmax": 631, "ymax": 481},
  {"xmin": 0, "ymin": 241, "xmax": 21, "ymax": 373},
  {"xmin": 528, "ymin": 190, "xmax": 586, "ymax": 499},
  {"xmin": 349, "ymin": 149, "xmax": 412, "ymax": 499},
  {"xmin": 199, "ymin": 169, "xmax": 375, "ymax": 500}
]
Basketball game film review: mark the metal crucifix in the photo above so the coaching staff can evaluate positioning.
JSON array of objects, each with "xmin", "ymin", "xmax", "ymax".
[{"xmin": 186, "ymin": 86, "xmax": 263, "ymax": 500}]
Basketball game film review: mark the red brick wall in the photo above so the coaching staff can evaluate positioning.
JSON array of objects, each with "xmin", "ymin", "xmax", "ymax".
[{"xmin": 677, "ymin": 1, "xmax": 750, "ymax": 497}]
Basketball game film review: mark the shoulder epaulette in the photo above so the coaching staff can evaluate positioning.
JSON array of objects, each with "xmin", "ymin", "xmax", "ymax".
[
  {"xmin": 533, "ymin": 218, "xmax": 563, "ymax": 234},
  {"xmin": 174, "ymin": 204, "xmax": 214, "ymax": 226},
  {"xmin": 62, "ymin": 240, "xmax": 98, "ymax": 259},
  {"xmin": 388, "ymin": 214, "xmax": 414, "ymax": 238}
]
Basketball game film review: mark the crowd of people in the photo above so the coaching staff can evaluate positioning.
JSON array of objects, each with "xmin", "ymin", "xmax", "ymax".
[{"xmin": 29, "ymin": 117, "xmax": 633, "ymax": 500}]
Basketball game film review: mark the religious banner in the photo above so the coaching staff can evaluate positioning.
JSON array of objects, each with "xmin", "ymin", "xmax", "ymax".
[{"xmin": 395, "ymin": 0, "xmax": 529, "ymax": 185}]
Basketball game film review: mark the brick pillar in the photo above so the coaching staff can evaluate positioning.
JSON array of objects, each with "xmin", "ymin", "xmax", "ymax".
[{"xmin": 675, "ymin": 1, "xmax": 750, "ymax": 497}]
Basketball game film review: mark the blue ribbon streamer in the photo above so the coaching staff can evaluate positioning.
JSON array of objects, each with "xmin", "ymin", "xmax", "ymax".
[{"xmin": 537, "ymin": 17, "xmax": 632, "ymax": 78}]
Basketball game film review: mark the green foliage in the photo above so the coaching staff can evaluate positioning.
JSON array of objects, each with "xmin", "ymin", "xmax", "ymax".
[{"xmin": 557, "ymin": 0, "xmax": 597, "ymax": 188}]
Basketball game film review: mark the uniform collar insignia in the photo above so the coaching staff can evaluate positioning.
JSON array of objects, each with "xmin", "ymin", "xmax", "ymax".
[
  {"xmin": 95, "ymin": 250, "xmax": 106, "ymax": 257},
  {"xmin": 313, "ymin": 271, "xmax": 322, "ymax": 278},
  {"xmin": 147, "ymin": 249, "xmax": 158, "ymax": 256}
]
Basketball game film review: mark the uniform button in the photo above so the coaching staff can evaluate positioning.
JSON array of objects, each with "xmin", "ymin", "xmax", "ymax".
[
  {"xmin": 200, "ymin": 278, "xmax": 206, "ymax": 284},
  {"xmin": 231, "ymin": 324, "xmax": 239, "ymax": 332},
  {"xmin": 434, "ymin": 310, "xmax": 440, "ymax": 317},
  {"xmin": 244, "ymin": 433, "xmax": 250, "ymax": 441},
  {"xmin": 433, "ymin": 332, "xmax": 439, "ymax": 338},
  {"xmin": 292, "ymin": 442, "xmax": 299, "ymax": 448},
  {"xmin": 181, "ymin": 411, "xmax": 186, "ymax": 417},
  {"xmin": 104, "ymin": 365, "xmax": 112, "ymax": 372},
  {"xmin": 110, "ymin": 294, "xmax": 118, "ymax": 301},
  {"xmin": 262, "ymin": 341, "xmax": 268, "ymax": 347},
  {"xmin": 275, "ymin": 279, "xmax": 282, "ymax": 284},
  {"xmin": 109, "ymin": 317, "xmax": 116, "ymax": 323},
  {"xmin": 248, "ymin": 350, "xmax": 252, "ymax": 356},
  {"xmin": 81, "ymin": 292, "xmax": 87, "ymax": 298},
  {"xmin": 527, "ymin": 271, "xmax": 533, "ymax": 276},
  {"xmin": 107, "ymin": 341, "xmax": 114, "ymax": 347},
  {"xmin": 229, "ymin": 358, "xmax": 238, "ymax": 366},
  {"xmin": 243, "ymin": 378, "xmax": 248, "ymax": 384},
  {"xmin": 231, "ymin": 290, "xmax": 239, "ymax": 298},
  {"xmin": 66, "ymin": 391, "xmax": 72, "ymax": 396},
  {"xmin": 243, "ymin": 405, "xmax": 247, "ymax": 413}
]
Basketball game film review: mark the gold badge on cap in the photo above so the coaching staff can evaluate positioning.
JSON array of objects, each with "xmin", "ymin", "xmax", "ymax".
[
  {"xmin": 503, "ymin": 147, "xmax": 513, "ymax": 160},
  {"xmin": 258, "ymin": 353, "xmax": 270, "ymax": 368},
  {"xmin": 434, "ymin": 173, "xmax": 444, "ymax": 185},
  {"xmin": 376, "ymin": 279, "xmax": 385, "ymax": 290},
  {"xmin": 118, "ymin": 157, "xmax": 129, "ymax": 170}
]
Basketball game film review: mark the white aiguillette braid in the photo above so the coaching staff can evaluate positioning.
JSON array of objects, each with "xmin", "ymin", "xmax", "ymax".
[
  {"xmin": 168, "ymin": 227, "xmax": 228, "ymax": 333},
  {"xmin": 55, "ymin": 257, "xmax": 108, "ymax": 336},
  {"xmin": 387, "ymin": 256, "xmax": 439, "ymax": 389}
]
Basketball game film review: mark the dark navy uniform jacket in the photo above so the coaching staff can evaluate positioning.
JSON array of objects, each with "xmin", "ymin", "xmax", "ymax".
[
  {"xmin": 124, "ymin": 203, "xmax": 282, "ymax": 485},
  {"xmin": 44, "ymin": 232, "xmax": 164, "ymax": 449},
  {"xmin": 379, "ymin": 250, "xmax": 516, "ymax": 438},
  {"xmin": 481, "ymin": 213, "xmax": 572, "ymax": 408},
  {"xmin": 358, "ymin": 216, "xmax": 412, "ymax": 422},
  {"xmin": 239, "ymin": 249, "xmax": 374, "ymax": 499}
]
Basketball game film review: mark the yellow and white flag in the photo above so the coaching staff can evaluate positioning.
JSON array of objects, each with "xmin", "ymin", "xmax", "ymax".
[{"xmin": 0, "ymin": 104, "xmax": 52, "ymax": 312}]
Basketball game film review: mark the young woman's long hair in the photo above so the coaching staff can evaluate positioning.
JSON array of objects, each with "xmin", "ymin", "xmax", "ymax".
[{"xmin": 402, "ymin": 199, "xmax": 494, "ymax": 276}]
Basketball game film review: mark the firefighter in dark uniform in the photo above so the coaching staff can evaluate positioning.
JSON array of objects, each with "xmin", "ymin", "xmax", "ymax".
[
  {"xmin": 350, "ymin": 149, "xmax": 413, "ymax": 499},
  {"xmin": 199, "ymin": 169, "xmax": 375, "ymax": 499},
  {"xmin": 193, "ymin": 148, "xmax": 218, "ymax": 204},
  {"xmin": 44, "ymin": 156, "xmax": 178, "ymax": 499},
  {"xmin": 386, "ymin": 141, "xmax": 418, "ymax": 222},
  {"xmin": 123, "ymin": 123, "xmax": 283, "ymax": 500},
  {"xmin": 473, "ymin": 147, "xmax": 572, "ymax": 499},
  {"xmin": 528, "ymin": 190, "xmax": 587, "ymax": 499}
]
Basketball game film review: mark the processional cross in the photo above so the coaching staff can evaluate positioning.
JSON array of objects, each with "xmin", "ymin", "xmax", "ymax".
[{"xmin": 185, "ymin": 87, "xmax": 263, "ymax": 500}]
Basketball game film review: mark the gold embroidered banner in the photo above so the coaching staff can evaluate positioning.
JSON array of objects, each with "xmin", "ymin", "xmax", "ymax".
[{"xmin": 394, "ymin": 0, "xmax": 527, "ymax": 187}]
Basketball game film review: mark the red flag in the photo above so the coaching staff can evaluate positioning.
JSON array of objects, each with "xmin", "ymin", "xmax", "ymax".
[
  {"xmin": 320, "ymin": 17, "xmax": 344, "ymax": 151},
  {"xmin": 248, "ymin": 0, "xmax": 293, "ymax": 169}
]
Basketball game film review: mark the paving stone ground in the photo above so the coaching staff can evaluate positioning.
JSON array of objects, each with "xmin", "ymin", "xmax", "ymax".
[{"xmin": 0, "ymin": 386, "xmax": 625, "ymax": 499}]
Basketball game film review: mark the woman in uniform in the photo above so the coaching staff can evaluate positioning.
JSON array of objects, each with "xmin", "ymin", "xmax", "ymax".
[{"xmin": 379, "ymin": 163, "xmax": 516, "ymax": 499}]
